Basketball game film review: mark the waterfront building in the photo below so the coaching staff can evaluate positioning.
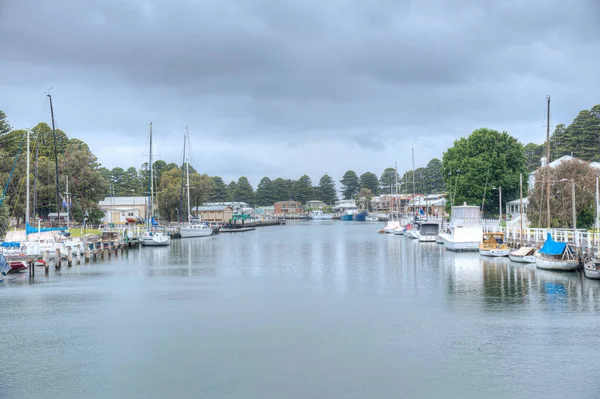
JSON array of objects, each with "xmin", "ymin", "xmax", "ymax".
[
  {"xmin": 274, "ymin": 201, "xmax": 302, "ymax": 215},
  {"xmin": 192, "ymin": 206, "xmax": 234, "ymax": 222},
  {"xmin": 305, "ymin": 200, "xmax": 326, "ymax": 209},
  {"xmin": 98, "ymin": 196, "xmax": 148, "ymax": 225}
]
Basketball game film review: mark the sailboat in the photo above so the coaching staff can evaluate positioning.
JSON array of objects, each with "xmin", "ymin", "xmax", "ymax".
[
  {"xmin": 508, "ymin": 173, "xmax": 535, "ymax": 263},
  {"xmin": 384, "ymin": 161, "xmax": 400, "ymax": 233},
  {"xmin": 141, "ymin": 123, "xmax": 171, "ymax": 246},
  {"xmin": 178, "ymin": 127, "xmax": 213, "ymax": 238}
]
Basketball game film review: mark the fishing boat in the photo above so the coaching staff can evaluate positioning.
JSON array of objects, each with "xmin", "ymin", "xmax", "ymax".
[
  {"xmin": 479, "ymin": 232, "xmax": 510, "ymax": 257},
  {"xmin": 508, "ymin": 247, "xmax": 536, "ymax": 263},
  {"xmin": 353, "ymin": 211, "xmax": 367, "ymax": 221},
  {"xmin": 583, "ymin": 259, "xmax": 600, "ymax": 279},
  {"xmin": 310, "ymin": 210, "xmax": 334, "ymax": 220},
  {"xmin": 438, "ymin": 204, "xmax": 482, "ymax": 251},
  {"xmin": 340, "ymin": 210, "xmax": 355, "ymax": 221},
  {"xmin": 417, "ymin": 222, "xmax": 439, "ymax": 242},
  {"xmin": 534, "ymin": 233, "xmax": 578, "ymax": 271}
]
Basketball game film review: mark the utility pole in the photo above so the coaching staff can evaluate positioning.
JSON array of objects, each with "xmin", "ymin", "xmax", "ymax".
[
  {"xmin": 546, "ymin": 95, "xmax": 551, "ymax": 228},
  {"xmin": 47, "ymin": 93, "xmax": 61, "ymax": 226}
]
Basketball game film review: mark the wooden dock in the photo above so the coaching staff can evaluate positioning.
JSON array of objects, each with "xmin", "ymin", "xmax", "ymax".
[{"xmin": 220, "ymin": 227, "xmax": 256, "ymax": 233}]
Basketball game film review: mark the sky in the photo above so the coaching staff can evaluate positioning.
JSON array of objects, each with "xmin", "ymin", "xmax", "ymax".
[{"xmin": 1, "ymin": 0, "xmax": 599, "ymax": 187}]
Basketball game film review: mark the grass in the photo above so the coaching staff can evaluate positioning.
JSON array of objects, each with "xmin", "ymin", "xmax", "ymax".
[{"xmin": 68, "ymin": 228, "xmax": 101, "ymax": 237}]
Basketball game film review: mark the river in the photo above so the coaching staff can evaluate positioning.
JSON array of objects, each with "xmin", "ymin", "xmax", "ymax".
[{"xmin": 2, "ymin": 222, "xmax": 600, "ymax": 398}]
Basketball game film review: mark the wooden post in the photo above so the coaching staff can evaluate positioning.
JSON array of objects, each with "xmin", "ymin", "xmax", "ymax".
[
  {"xmin": 67, "ymin": 246, "xmax": 72, "ymax": 267},
  {"xmin": 55, "ymin": 248, "xmax": 62, "ymax": 269}
]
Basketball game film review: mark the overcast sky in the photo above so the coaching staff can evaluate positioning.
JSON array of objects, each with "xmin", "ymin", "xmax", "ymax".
[{"xmin": 1, "ymin": 0, "xmax": 599, "ymax": 187}]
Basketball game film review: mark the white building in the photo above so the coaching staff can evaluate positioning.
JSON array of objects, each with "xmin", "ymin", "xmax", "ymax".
[
  {"xmin": 528, "ymin": 155, "xmax": 600, "ymax": 190},
  {"xmin": 98, "ymin": 196, "xmax": 148, "ymax": 224},
  {"xmin": 202, "ymin": 202, "xmax": 249, "ymax": 212}
]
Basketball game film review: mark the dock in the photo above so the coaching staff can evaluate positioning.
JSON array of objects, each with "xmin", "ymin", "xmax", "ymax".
[{"xmin": 220, "ymin": 227, "xmax": 256, "ymax": 233}]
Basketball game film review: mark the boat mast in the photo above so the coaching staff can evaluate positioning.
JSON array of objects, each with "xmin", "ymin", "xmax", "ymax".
[
  {"xmin": 148, "ymin": 122, "xmax": 153, "ymax": 227},
  {"xmin": 26, "ymin": 129, "xmax": 30, "ymax": 230},
  {"xmin": 179, "ymin": 128, "xmax": 186, "ymax": 223},
  {"xmin": 519, "ymin": 173, "xmax": 523, "ymax": 247},
  {"xmin": 185, "ymin": 127, "xmax": 191, "ymax": 223},
  {"xmin": 596, "ymin": 174, "xmax": 599, "ymax": 231},
  {"xmin": 66, "ymin": 176, "xmax": 70, "ymax": 230},
  {"xmin": 47, "ymin": 93, "xmax": 61, "ymax": 226},
  {"xmin": 33, "ymin": 131, "xmax": 38, "ymax": 222},
  {"xmin": 394, "ymin": 161, "xmax": 398, "ymax": 222},
  {"xmin": 412, "ymin": 147, "xmax": 416, "ymax": 219},
  {"xmin": 545, "ymin": 95, "xmax": 551, "ymax": 228}
]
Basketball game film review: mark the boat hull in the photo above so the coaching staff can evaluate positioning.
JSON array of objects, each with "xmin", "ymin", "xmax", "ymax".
[
  {"xmin": 406, "ymin": 230, "xmax": 419, "ymax": 239},
  {"xmin": 438, "ymin": 233, "xmax": 479, "ymax": 251},
  {"xmin": 435, "ymin": 236, "xmax": 444, "ymax": 244},
  {"xmin": 535, "ymin": 253, "xmax": 578, "ymax": 271},
  {"xmin": 179, "ymin": 227, "xmax": 213, "ymax": 238},
  {"xmin": 508, "ymin": 254, "xmax": 535, "ymax": 263},
  {"xmin": 583, "ymin": 262, "xmax": 600, "ymax": 279},
  {"xmin": 141, "ymin": 232, "xmax": 171, "ymax": 246},
  {"xmin": 340, "ymin": 214, "xmax": 353, "ymax": 221},
  {"xmin": 479, "ymin": 248, "xmax": 510, "ymax": 257},
  {"xmin": 417, "ymin": 234, "xmax": 437, "ymax": 242},
  {"xmin": 353, "ymin": 212, "xmax": 367, "ymax": 221}
]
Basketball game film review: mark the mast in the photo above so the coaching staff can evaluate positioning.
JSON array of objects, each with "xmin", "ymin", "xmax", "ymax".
[
  {"xmin": 33, "ymin": 131, "xmax": 38, "ymax": 222},
  {"xmin": 47, "ymin": 94, "xmax": 61, "ymax": 226},
  {"xmin": 546, "ymin": 95, "xmax": 551, "ymax": 228},
  {"xmin": 148, "ymin": 122, "xmax": 153, "ymax": 227},
  {"xmin": 412, "ymin": 147, "xmax": 416, "ymax": 219},
  {"xmin": 394, "ymin": 161, "xmax": 398, "ymax": 221},
  {"xmin": 26, "ymin": 129, "xmax": 30, "ymax": 229},
  {"xmin": 520, "ymin": 174, "xmax": 523, "ymax": 247},
  {"xmin": 179, "ymin": 128, "xmax": 186, "ymax": 223},
  {"xmin": 185, "ymin": 127, "xmax": 192, "ymax": 223},
  {"xmin": 596, "ymin": 174, "xmax": 599, "ymax": 231},
  {"xmin": 66, "ymin": 176, "xmax": 70, "ymax": 230}
]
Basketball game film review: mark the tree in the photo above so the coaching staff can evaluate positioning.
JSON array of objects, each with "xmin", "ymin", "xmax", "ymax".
[
  {"xmin": 379, "ymin": 167, "xmax": 398, "ymax": 194},
  {"xmin": 294, "ymin": 175, "xmax": 315, "ymax": 204},
  {"xmin": 235, "ymin": 176, "xmax": 255, "ymax": 205},
  {"xmin": 0, "ymin": 110, "xmax": 11, "ymax": 137},
  {"xmin": 152, "ymin": 160, "xmax": 168, "ymax": 188},
  {"xmin": 340, "ymin": 170, "xmax": 360, "ymax": 200},
  {"xmin": 156, "ymin": 167, "xmax": 181, "ymax": 221},
  {"xmin": 0, "ymin": 202, "xmax": 10, "ymax": 238},
  {"xmin": 524, "ymin": 142, "xmax": 544, "ymax": 173},
  {"xmin": 359, "ymin": 172, "xmax": 379, "ymax": 195},
  {"xmin": 210, "ymin": 176, "xmax": 228, "ymax": 202},
  {"xmin": 255, "ymin": 177, "xmax": 276, "ymax": 206},
  {"xmin": 527, "ymin": 159, "xmax": 596, "ymax": 228},
  {"xmin": 560, "ymin": 106, "xmax": 600, "ymax": 162},
  {"xmin": 272, "ymin": 177, "xmax": 292, "ymax": 201},
  {"xmin": 355, "ymin": 188, "xmax": 373, "ymax": 211},
  {"xmin": 316, "ymin": 174, "xmax": 338, "ymax": 205},
  {"xmin": 442, "ymin": 128, "xmax": 526, "ymax": 216},
  {"xmin": 423, "ymin": 158, "xmax": 445, "ymax": 193},
  {"xmin": 189, "ymin": 173, "xmax": 214, "ymax": 214},
  {"xmin": 227, "ymin": 181, "xmax": 237, "ymax": 202}
]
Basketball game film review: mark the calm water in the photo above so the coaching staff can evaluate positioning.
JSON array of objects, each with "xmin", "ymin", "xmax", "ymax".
[{"xmin": 2, "ymin": 222, "xmax": 600, "ymax": 399}]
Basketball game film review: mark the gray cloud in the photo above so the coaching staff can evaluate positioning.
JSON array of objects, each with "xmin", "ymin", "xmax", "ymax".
[{"xmin": 1, "ymin": 0, "xmax": 599, "ymax": 187}]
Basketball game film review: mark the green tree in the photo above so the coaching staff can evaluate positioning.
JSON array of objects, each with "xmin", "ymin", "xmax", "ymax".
[
  {"xmin": 316, "ymin": 174, "xmax": 338, "ymax": 205},
  {"xmin": 0, "ymin": 110, "xmax": 11, "ymax": 137},
  {"xmin": 235, "ymin": 177, "xmax": 255, "ymax": 205},
  {"xmin": 359, "ymin": 172, "xmax": 379, "ymax": 195},
  {"xmin": 152, "ymin": 160, "xmax": 168, "ymax": 189},
  {"xmin": 156, "ymin": 167, "xmax": 181, "ymax": 221},
  {"xmin": 442, "ymin": 128, "xmax": 526, "ymax": 216},
  {"xmin": 524, "ymin": 142, "xmax": 544, "ymax": 173},
  {"xmin": 560, "ymin": 106, "xmax": 600, "ymax": 162},
  {"xmin": 294, "ymin": 175, "xmax": 315, "ymax": 204},
  {"xmin": 255, "ymin": 177, "xmax": 277, "ymax": 206},
  {"xmin": 379, "ymin": 167, "xmax": 398, "ymax": 194},
  {"xmin": 210, "ymin": 176, "xmax": 228, "ymax": 202},
  {"xmin": 340, "ymin": 170, "xmax": 360, "ymax": 200},
  {"xmin": 423, "ymin": 158, "xmax": 445, "ymax": 193},
  {"xmin": 227, "ymin": 181, "xmax": 237, "ymax": 202},
  {"xmin": 354, "ymin": 188, "xmax": 373, "ymax": 211},
  {"xmin": 272, "ymin": 177, "xmax": 292, "ymax": 201},
  {"xmin": 0, "ymin": 202, "xmax": 10, "ymax": 238},
  {"xmin": 189, "ymin": 173, "xmax": 214, "ymax": 214}
]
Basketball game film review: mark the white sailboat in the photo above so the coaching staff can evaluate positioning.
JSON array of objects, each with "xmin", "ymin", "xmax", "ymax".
[
  {"xmin": 509, "ymin": 173, "xmax": 534, "ymax": 263},
  {"xmin": 534, "ymin": 233, "xmax": 577, "ymax": 271},
  {"xmin": 384, "ymin": 161, "xmax": 401, "ymax": 233},
  {"xmin": 141, "ymin": 122, "xmax": 171, "ymax": 247},
  {"xmin": 178, "ymin": 127, "xmax": 213, "ymax": 238}
]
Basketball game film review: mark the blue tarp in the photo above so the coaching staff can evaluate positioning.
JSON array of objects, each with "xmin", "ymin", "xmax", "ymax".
[
  {"xmin": 25, "ymin": 222, "xmax": 68, "ymax": 235},
  {"xmin": 539, "ymin": 233, "xmax": 568, "ymax": 256},
  {"xmin": 1, "ymin": 242, "xmax": 20, "ymax": 247}
]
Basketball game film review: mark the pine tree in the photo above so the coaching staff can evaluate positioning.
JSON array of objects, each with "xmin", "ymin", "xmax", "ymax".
[
  {"xmin": 340, "ymin": 170, "xmax": 360, "ymax": 199},
  {"xmin": 294, "ymin": 175, "xmax": 315, "ymax": 204},
  {"xmin": 316, "ymin": 174, "xmax": 338, "ymax": 205},
  {"xmin": 235, "ymin": 176, "xmax": 255, "ymax": 206},
  {"xmin": 227, "ymin": 181, "xmax": 237, "ymax": 202},
  {"xmin": 359, "ymin": 172, "xmax": 379, "ymax": 195},
  {"xmin": 379, "ymin": 167, "xmax": 398, "ymax": 194},
  {"xmin": 210, "ymin": 176, "xmax": 228, "ymax": 201},
  {"xmin": 272, "ymin": 178, "xmax": 292, "ymax": 201},
  {"xmin": 256, "ymin": 177, "xmax": 277, "ymax": 206}
]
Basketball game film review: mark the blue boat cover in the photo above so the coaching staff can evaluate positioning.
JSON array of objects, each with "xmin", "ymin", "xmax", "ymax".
[
  {"xmin": 539, "ymin": 233, "xmax": 567, "ymax": 256},
  {"xmin": 25, "ymin": 222, "xmax": 67, "ymax": 235},
  {"xmin": 1, "ymin": 242, "xmax": 20, "ymax": 247}
]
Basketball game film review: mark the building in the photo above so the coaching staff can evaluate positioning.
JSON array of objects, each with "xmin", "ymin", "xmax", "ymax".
[
  {"xmin": 528, "ymin": 155, "xmax": 600, "ymax": 189},
  {"xmin": 98, "ymin": 196, "xmax": 148, "ymax": 225},
  {"xmin": 305, "ymin": 200, "xmax": 326, "ymax": 209},
  {"xmin": 407, "ymin": 194, "xmax": 446, "ymax": 216},
  {"xmin": 333, "ymin": 199, "xmax": 357, "ymax": 213},
  {"xmin": 371, "ymin": 194, "xmax": 411, "ymax": 213},
  {"xmin": 506, "ymin": 198, "xmax": 529, "ymax": 219},
  {"xmin": 255, "ymin": 206, "xmax": 275, "ymax": 215},
  {"xmin": 192, "ymin": 206, "xmax": 234, "ymax": 222},
  {"xmin": 201, "ymin": 202, "xmax": 248, "ymax": 213},
  {"xmin": 274, "ymin": 201, "xmax": 302, "ymax": 214}
]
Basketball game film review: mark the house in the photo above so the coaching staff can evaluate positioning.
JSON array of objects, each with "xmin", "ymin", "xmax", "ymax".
[
  {"xmin": 98, "ymin": 196, "xmax": 148, "ymax": 225},
  {"xmin": 255, "ymin": 206, "xmax": 275, "ymax": 215},
  {"xmin": 274, "ymin": 201, "xmax": 302, "ymax": 214},
  {"xmin": 305, "ymin": 200, "xmax": 326, "ymax": 209},
  {"xmin": 528, "ymin": 155, "xmax": 600, "ymax": 190},
  {"xmin": 201, "ymin": 202, "xmax": 248, "ymax": 213},
  {"xmin": 371, "ymin": 194, "xmax": 415, "ymax": 213},
  {"xmin": 406, "ymin": 194, "xmax": 446, "ymax": 216},
  {"xmin": 192, "ymin": 206, "xmax": 233, "ymax": 222},
  {"xmin": 506, "ymin": 198, "xmax": 529, "ymax": 219}
]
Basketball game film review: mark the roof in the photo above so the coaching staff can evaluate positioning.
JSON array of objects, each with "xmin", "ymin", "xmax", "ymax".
[
  {"xmin": 202, "ymin": 202, "xmax": 248, "ymax": 207},
  {"xmin": 192, "ymin": 206, "xmax": 232, "ymax": 211},
  {"xmin": 98, "ymin": 196, "xmax": 147, "ymax": 206},
  {"xmin": 512, "ymin": 247, "xmax": 535, "ymax": 256},
  {"xmin": 275, "ymin": 200, "xmax": 300, "ymax": 205},
  {"xmin": 506, "ymin": 197, "xmax": 529, "ymax": 205}
]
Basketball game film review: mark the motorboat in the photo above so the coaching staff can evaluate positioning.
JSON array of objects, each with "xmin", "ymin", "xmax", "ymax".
[
  {"xmin": 416, "ymin": 222, "xmax": 439, "ymax": 242},
  {"xmin": 141, "ymin": 227, "xmax": 171, "ymax": 246},
  {"xmin": 310, "ymin": 210, "xmax": 334, "ymax": 220},
  {"xmin": 405, "ymin": 223, "xmax": 419, "ymax": 239},
  {"xmin": 583, "ymin": 259, "xmax": 600, "ymax": 279},
  {"xmin": 365, "ymin": 215, "xmax": 379, "ymax": 222},
  {"xmin": 534, "ymin": 233, "xmax": 578, "ymax": 271},
  {"xmin": 340, "ymin": 210, "xmax": 355, "ymax": 221},
  {"xmin": 479, "ymin": 232, "xmax": 510, "ymax": 257},
  {"xmin": 437, "ymin": 205, "xmax": 482, "ymax": 251},
  {"xmin": 179, "ymin": 223, "xmax": 213, "ymax": 238},
  {"xmin": 353, "ymin": 211, "xmax": 367, "ymax": 221},
  {"xmin": 508, "ymin": 247, "xmax": 536, "ymax": 263}
]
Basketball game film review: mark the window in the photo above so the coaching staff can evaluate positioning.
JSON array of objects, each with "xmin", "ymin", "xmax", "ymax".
[{"xmin": 128, "ymin": 213, "xmax": 134, "ymax": 216}]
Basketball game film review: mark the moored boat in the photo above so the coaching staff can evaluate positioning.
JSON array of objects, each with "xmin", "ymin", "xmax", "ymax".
[
  {"xmin": 0, "ymin": 253, "xmax": 9, "ymax": 282},
  {"xmin": 438, "ymin": 204, "xmax": 482, "ymax": 251},
  {"xmin": 353, "ymin": 211, "xmax": 367, "ymax": 221},
  {"xmin": 179, "ymin": 223, "xmax": 213, "ymax": 238},
  {"xmin": 417, "ymin": 222, "xmax": 438, "ymax": 242},
  {"xmin": 584, "ymin": 260, "xmax": 600, "ymax": 279},
  {"xmin": 141, "ymin": 227, "xmax": 171, "ymax": 246},
  {"xmin": 479, "ymin": 232, "xmax": 510, "ymax": 257},
  {"xmin": 534, "ymin": 233, "xmax": 578, "ymax": 271},
  {"xmin": 310, "ymin": 210, "xmax": 334, "ymax": 220},
  {"xmin": 508, "ymin": 247, "xmax": 536, "ymax": 263}
]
